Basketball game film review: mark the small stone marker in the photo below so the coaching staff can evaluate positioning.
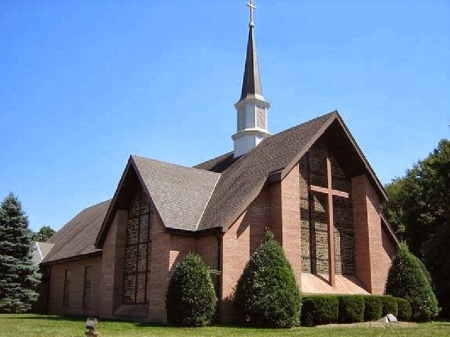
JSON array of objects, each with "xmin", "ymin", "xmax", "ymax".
[{"xmin": 386, "ymin": 313, "xmax": 398, "ymax": 322}]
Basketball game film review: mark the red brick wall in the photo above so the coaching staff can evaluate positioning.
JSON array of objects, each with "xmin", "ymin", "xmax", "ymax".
[
  {"xmin": 352, "ymin": 174, "xmax": 394, "ymax": 294},
  {"xmin": 220, "ymin": 188, "xmax": 270, "ymax": 322},
  {"xmin": 272, "ymin": 165, "xmax": 302, "ymax": 286},
  {"xmin": 47, "ymin": 255, "xmax": 102, "ymax": 316},
  {"xmin": 147, "ymin": 212, "xmax": 170, "ymax": 322},
  {"xmin": 100, "ymin": 209, "xmax": 127, "ymax": 317}
]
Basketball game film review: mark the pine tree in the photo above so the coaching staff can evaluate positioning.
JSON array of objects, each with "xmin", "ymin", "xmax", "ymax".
[{"xmin": 0, "ymin": 193, "xmax": 41, "ymax": 313}]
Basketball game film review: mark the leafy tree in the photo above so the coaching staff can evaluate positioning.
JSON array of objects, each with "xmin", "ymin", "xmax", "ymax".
[
  {"xmin": 383, "ymin": 139, "xmax": 449, "ymax": 317},
  {"xmin": 31, "ymin": 225, "xmax": 55, "ymax": 242},
  {"xmin": 166, "ymin": 252, "xmax": 217, "ymax": 326},
  {"xmin": 383, "ymin": 139, "xmax": 449, "ymax": 255},
  {"xmin": 235, "ymin": 230, "xmax": 301, "ymax": 328},
  {"xmin": 385, "ymin": 243, "xmax": 438, "ymax": 321},
  {"xmin": 0, "ymin": 193, "xmax": 41, "ymax": 313}
]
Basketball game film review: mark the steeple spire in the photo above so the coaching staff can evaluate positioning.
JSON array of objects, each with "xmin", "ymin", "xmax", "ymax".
[
  {"xmin": 240, "ymin": 0, "xmax": 263, "ymax": 100},
  {"xmin": 232, "ymin": 0, "xmax": 271, "ymax": 158}
]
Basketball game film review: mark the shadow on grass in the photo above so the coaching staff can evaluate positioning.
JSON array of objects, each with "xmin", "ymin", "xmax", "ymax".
[{"xmin": 5, "ymin": 314, "xmax": 85, "ymax": 322}]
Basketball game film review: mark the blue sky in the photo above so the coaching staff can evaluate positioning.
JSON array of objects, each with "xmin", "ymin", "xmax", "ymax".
[{"xmin": 1, "ymin": 0, "xmax": 449, "ymax": 232}]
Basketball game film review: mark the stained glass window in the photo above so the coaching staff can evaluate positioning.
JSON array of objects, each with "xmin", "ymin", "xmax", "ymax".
[
  {"xmin": 83, "ymin": 266, "xmax": 92, "ymax": 308},
  {"xmin": 123, "ymin": 188, "xmax": 151, "ymax": 304}
]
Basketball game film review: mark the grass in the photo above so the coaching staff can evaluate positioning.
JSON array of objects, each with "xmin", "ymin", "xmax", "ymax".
[{"xmin": 0, "ymin": 314, "xmax": 449, "ymax": 337}]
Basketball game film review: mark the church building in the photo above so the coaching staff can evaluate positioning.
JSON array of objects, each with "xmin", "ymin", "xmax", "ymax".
[{"xmin": 40, "ymin": 1, "xmax": 398, "ymax": 323}]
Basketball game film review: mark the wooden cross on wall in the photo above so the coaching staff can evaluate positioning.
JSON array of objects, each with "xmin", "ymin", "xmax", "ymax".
[{"xmin": 309, "ymin": 152, "xmax": 349, "ymax": 287}]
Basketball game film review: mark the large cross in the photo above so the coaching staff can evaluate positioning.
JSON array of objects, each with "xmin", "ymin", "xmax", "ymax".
[
  {"xmin": 247, "ymin": 0, "xmax": 256, "ymax": 27},
  {"xmin": 309, "ymin": 152, "xmax": 349, "ymax": 287}
]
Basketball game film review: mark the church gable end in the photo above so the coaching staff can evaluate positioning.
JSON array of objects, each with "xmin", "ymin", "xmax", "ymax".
[{"xmin": 299, "ymin": 140, "xmax": 356, "ymax": 281}]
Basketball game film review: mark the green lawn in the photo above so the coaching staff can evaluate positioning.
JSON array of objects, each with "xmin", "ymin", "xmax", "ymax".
[{"xmin": 0, "ymin": 314, "xmax": 449, "ymax": 337}]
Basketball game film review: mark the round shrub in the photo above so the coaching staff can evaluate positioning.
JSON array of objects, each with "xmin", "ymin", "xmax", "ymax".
[
  {"xmin": 378, "ymin": 295, "xmax": 398, "ymax": 317},
  {"xmin": 396, "ymin": 297, "xmax": 412, "ymax": 321},
  {"xmin": 386, "ymin": 243, "xmax": 438, "ymax": 321},
  {"xmin": 166, "ymin": 252, "xmax": 217, "ymax": 326},
  {"xmin": 234, "ymin": 231, "xmax": 301, "ymax": 328},
  {"xmin": 363, "ymin": 296, "xmax": 382, "ymax": 321},
  {"xmin": 337, "ymin": 295, "xmax": 365, "ymax": 323},
  {"xmin": 300, "ymin": 295, "xmax": 338, "ymax": 326}
]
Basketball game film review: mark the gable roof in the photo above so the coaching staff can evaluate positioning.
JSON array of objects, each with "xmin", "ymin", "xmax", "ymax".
[
  {"xmin": 47, "ymin": 110, "xmax": 388, "ymax": 261},
  {"xmin": 132, "ymin": 156, "xmax": 220, "ymax": 231},
  {"xmin": 96, "ymin": 156, "xmax": 220, "ymax": 247},
  {"xmin": 42, "ymin": 200, "xmax": 110, "ymax": 264},
  {"xmin": 32, "ymin": 242, "xmax": 55, "ymax": 265},
  {"xmin": 197, "ymin": 111, "xmax": 337, "ymax": 231},
  {"xmin": 197, "ymin": 110, "xmax": 387, "ymax": 231}
]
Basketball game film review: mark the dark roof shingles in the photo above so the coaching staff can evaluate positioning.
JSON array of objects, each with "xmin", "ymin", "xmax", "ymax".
[
  {"xmin": 132, "ymin": 156, "xmax": 220, "ymax": 231},
  {"xmin": 42, "ymin": 200, "xmax": 110, "ymax": 264},
  {"xmin": 198, "ymin": 112, "xmax": 335, "ymax": 231}
]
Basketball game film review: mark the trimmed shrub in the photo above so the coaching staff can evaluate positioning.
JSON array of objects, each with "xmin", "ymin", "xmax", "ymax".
[
  {"xmin": 337, "ymin": 295, "xmax": 365, "ymax": 323},
  {"xmin": 300, "ymin": 295, "xmax": 338, "ymax": 326},
  {"xmin": 396, "ymin": 297, "xmax": 412, "ymax": 321},
  {"xmin": 363, "ymin": 296, "xmax": 382, "ymax": 321},
  {"xmin": 234, "ymin": 231, "xmax": 301, "ymax": 328},
  {"xmin": 166, "ymin": 252, "xmax": 217, "ymax": 326},
  {"xmin": 378, "ymin": 295, "xmax": 398, "ymax": 317},
  {"xmin": 386, "ymin": 243, "xmax": 438, "ymax": 321}
]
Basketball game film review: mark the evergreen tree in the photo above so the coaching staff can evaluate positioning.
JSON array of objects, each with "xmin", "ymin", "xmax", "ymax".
[
  {"xmin": 235, "ymin": 230, "xmax": 301, "ymax": 328},
  {"xmin": 166, "ymin": 252, "xmax": 217, "ymax": 326},
  {"xmin": 385, "ymin": 243, "xmax": 438, "ymax": 322},
  {"xmin": 0, "ymin": 193, "xmax": 41, "ymax": 313}
]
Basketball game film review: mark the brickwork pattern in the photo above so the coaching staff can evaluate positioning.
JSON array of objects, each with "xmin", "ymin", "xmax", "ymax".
[{"xmin": 48, "ymin": 256, "xmax": 102, "ymax": 316}]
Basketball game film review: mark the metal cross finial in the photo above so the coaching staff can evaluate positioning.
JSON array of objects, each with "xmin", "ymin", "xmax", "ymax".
[{"xmin": 247, "ymin": 0, "xmax": 256, "ymax": 28}]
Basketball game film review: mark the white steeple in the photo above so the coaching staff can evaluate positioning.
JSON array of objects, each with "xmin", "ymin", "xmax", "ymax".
[{"xmin": 232, "ymin": 0, "xmax": 271, "ymax": 158}]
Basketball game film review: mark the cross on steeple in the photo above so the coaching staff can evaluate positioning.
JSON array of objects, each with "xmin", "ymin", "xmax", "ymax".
[{"xmin": 247, "ymin": 0, "xmax": 256, "ymax": 28}]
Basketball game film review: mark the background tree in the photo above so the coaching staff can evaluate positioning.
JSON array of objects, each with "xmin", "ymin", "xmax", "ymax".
[
  {"xmin": 383, "ymin": 139, "xmax": 449, "ymax": 317},
  {"xmin": 31, "ymin": 225, "xmax": 56, "ymax": 242},
  {"xmin": 0, "ymin": 193, "xmax": 41, "ymax": 313},
  {"xmin": 234, "ymin": 230, "xmax": 301, "ymax": 328}
]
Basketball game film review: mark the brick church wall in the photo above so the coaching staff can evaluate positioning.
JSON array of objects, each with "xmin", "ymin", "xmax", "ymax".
[
  {"xmin": 100, "ymin": 209, "xmax": 127, "ymax": 317},
  {"xmin": 271, "ymin": 165, "xmax": 302, "ymax": 285},
  {"xmin": 48, "ymin": 255, "xmax": 102, "ymax": 316},
  {"xmin": 352, "ymin": 174, "xmax": 395, "ymax": 294},
  {"xmin": 220, "ymin": 188, "xmax": 270, "ymax": 322}
]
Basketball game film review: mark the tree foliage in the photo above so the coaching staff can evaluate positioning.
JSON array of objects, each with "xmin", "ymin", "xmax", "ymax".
[
  {"xmin": 385, "ymin": 243, "xmax": 438, "ymax": 321},
  {"xmin": 234, "ymin": 230, "xmax": 301, "ymax": 328},
  {"xmin": 166, "ymin": 252, "xmax": 217, "ymax": 326},
  {"xmin": 31, "ymin": 226, "xmax": 55, "ymax": 242},
  {"xmin": 0, "ymin": 193, "xmax": 41, "ymax": 313},
  {"xmin": 383, "ymin": 139, "xmax": 449, "ymax": 317}
]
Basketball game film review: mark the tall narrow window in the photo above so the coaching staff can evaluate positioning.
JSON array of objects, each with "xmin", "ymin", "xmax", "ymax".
[
  {"xmin": 83, "ymin": 266, "xmax": 92, "ymax": 309},
  {"xmin": 123, "ymin": 188, "xmax": 151, "ymax": 304},
  {"xmin": 63, "ymin": 269, "xmax": 70, "ymax": 307}
]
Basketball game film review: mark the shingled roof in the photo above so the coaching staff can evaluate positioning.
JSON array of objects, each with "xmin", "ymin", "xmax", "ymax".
[
  {"xmin": 197, "ymin": 111, "xmax": 337, "ymax": 231},
  {"xmin": 42, "ymin": 200, "xmax": 110, "ymax": 264},
  {"xmin": 132, "ymin": 156, "xmax": 220, "ymax": 231},
  {"xmin": 44, "ymin": 110, "xmax": 388, "ymax": 261}
]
